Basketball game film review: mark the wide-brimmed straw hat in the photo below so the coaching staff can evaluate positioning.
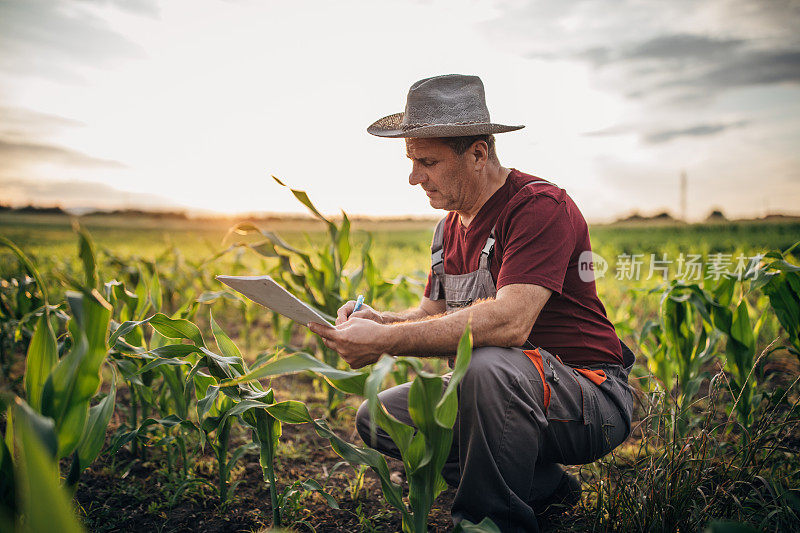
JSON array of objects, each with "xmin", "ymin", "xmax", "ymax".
[{"xmin": 367, "ymin": 74, "xmax": 525, "ymax": 138}]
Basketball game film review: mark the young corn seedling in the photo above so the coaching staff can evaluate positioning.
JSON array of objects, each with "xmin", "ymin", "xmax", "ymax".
[
  {"xmin": 707, "ymin": 273, "xmax": 768, "ymax": 432},
  {"xmin": 749, "ymin": 241, "xmax": 800, "ymax": 360},
  {"xmin": 313, "ymin": 325, "xmax": 500, "ymax": 533},
  {"xmin": 1, "ymin": 395, "xmax": 86, "ymax": 533},
  {"xmin": 226, "ymin": 176, "xmax": 410, "ymax": 414},
  {"xmin": 657, "ymin": 282, "xmax": 719, "ymax": 434},
  {"xmin": 13, "ymin": 226, "xmax": 119, "ymax": 490},
  {"xmin": 213, "ymin": 348, "xmax": 368, "ymax": 526}
]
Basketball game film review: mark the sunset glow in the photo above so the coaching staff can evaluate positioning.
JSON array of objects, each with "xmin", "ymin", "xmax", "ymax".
[{"xmin": 1, "ymin": 0, "xmax": 798, "ymax": 221}]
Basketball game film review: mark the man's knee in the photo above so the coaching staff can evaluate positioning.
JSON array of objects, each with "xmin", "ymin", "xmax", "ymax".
[
  {"xmin": 355, "ymin": 399, "xmax": 372, "ymax": 445},
  {"xmin": 461, "ymin": 346, "xmax": 520, "ymax": 393}
]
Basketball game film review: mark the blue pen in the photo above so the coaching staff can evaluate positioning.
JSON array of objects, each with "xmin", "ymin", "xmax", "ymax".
[{"xmin": 353, "ymin": 294, "xmax": 364, "ymax": 313}]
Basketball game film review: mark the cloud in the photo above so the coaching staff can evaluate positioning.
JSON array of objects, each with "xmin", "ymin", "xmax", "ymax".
[
  {"xmin": 0, "ymin": 0, "xmax": 147, "ymax": 81},
  {"xmin": 0, "ymin": 106, "xmax": 85, "ymax": 140},
  {"xmin": 625, "ymin": 34, "xmax": 744, "ymax": 61},
  {"xmin": 0, "ymin": 139, "xmax": 125, "ymax": 170},
  {"xmin": 76, "ymin": 0, "xmax": 160, "ymax": 17},
  {"xmin": 642, "ymin": 121, "xmax": 749, "ymax": 144},
  {"xmin": 0, "ymin": 106, "xmax": 124, "ymax": 174},
  {"xmin": 578, "ymin": 34, "xmax": 746, "ymax": 67},
  {"xmin": 489, "ymin": 0, "xmax": 800, "ymax": 103},
  {"xmin": 697, "ymin": 49, "xmax": 800, "ymax": 88},
  {"xmin": 0, "ymin": 177, "xmax": 178, "ymax": 211},
  {"xmin": 585, "ymin": 120, "xmax": 750, "ymax": 144}
]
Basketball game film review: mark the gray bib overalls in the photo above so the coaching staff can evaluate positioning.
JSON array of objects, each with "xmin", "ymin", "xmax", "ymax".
[{"xmin": 355, "ymin": 180, "xmax": 635, "ymax": 532}]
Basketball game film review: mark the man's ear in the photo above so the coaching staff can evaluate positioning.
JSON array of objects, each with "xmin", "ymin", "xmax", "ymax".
[{"xmin": 471, "ymin": 140, "xmax": 489, "ymax": 169}]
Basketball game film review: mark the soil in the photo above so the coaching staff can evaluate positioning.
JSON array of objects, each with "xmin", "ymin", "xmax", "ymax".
[
  {"xmin": 70, "ymin": 351, "xmax": 800, "ymax": 532},
  {"xmin": 73, "ymin": 374, "xmax": 465, "ymax": 533}
]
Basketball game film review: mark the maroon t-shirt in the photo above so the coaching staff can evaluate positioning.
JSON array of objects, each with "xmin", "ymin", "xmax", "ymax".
[{"xmin": 423, "ymin": 168, "xmax": 623, "ymax": 366}]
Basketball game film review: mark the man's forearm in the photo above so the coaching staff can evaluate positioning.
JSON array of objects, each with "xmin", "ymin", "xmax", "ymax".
[
  {"xmin": 379, "ymin": 307, "xmax": 436, "ymax": 324},
  {"xmin": 382, "ymin": 299, "xmax": 525, "ymax": 357}
]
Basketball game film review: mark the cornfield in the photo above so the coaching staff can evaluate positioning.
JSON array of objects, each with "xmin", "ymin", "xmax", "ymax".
[{"xmin": 1, "ymin": 185, "xmax": 799, "ymax": 532}]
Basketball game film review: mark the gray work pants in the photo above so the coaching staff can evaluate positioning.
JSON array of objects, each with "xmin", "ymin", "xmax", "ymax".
[{"xmin": 355, "ymin": 345, "xmax": 634, "ymax": 532}]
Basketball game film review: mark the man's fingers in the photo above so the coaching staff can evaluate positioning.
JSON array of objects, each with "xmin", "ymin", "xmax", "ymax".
[
  {"xmin": 309, "ymin": 322, "xmax": 337, "ymax": 339},
  {"xmin": 336, "ymin": 301, "xmax": 355, "ymax": 325}
]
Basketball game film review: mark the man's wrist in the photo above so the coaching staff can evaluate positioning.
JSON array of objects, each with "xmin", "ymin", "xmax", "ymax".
[{"xmin": 380, "ymin": 322, "xmax": 402, "ymax": 355}]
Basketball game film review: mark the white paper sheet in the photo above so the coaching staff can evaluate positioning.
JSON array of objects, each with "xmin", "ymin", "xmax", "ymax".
[{"xmin": 216, "ymin": 275, "xmax": 334, "ymax": 327}]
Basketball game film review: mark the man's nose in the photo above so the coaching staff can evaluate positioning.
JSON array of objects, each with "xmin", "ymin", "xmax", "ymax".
[{"xmin": 409, "ymin": 167, "xmax": 426, "ymax": 186}]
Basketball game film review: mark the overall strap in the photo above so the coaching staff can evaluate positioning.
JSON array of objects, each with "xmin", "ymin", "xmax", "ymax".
[
  {"xmin": 429, "ymin": 217, "xmax": 447, "ymax": 299},
  {"xmin": 481, "ymin": 180, "xmax": 551, "ymax": 266}
]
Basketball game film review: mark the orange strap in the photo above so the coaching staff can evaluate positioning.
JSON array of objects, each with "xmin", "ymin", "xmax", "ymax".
[
  {"xmin": 523, "ymin": 348, "xmax": 550, "ymax": 412},
  {"xmin": 575, "ymin": 368, "xmax": 607, "ymax": 386}
]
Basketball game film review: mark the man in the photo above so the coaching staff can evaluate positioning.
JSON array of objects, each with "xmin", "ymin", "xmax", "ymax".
[{"xmin": 309, "ymin": 74, "xmax": 635, "ymax": 532}]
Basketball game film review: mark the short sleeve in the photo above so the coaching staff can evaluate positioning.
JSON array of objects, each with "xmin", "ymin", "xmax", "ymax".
[
  {"xmin": 495, "ymin": 195, "xmax": 575, "ymax": 295},
  {"xmin": 424, "ymin": 270, "xmax": 433, "ymax": 298}
]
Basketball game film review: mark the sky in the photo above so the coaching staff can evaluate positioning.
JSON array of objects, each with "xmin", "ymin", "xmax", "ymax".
[{"xmin": 1, "ymin": 0, "xmax": 799, "ymax": 222}]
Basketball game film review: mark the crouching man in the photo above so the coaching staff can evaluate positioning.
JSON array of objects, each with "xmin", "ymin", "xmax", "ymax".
[{"xmin": 309, "ymin": 74, "xmax": 635, "ymax": 532}]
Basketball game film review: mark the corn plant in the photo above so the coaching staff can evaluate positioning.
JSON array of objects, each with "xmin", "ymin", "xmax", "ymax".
[
  {"xmin": 0, "ymin": 236, "xmax": 61, "ymax": 394},
  {"xmin": 749, "ymin": 241, "xmax": 800, "ymax": 360},
  {"xmin": 212, "ymin": 349, "xmax": 368, "ymax": 524},
  {"xmin": 634, "ymin": 282, "xmax": 719, "ymax": 436},
  {"xmin": 313, "ymin": 325, "xmax": 488, "ymax": 533},
  {"xmin": 224, "ymin": 179, "xmax": 369, "ymax": 413},
  {"xmin": 1, "ymin": 395, "xmax": 86, "ymax": 532},
  {"xmin": 106, "ymin": 260, "xmax": 204, "ymax": 471},
  {"xmin": 660, "ymin": 283, "xmax": 719, "ymax": 407},
  {"xmin": 9, "ymin": 227, "xmax": 119, "ymax": 490},
  {"xmin": 706, "ymin": 272, "xmax": 772, "ymax": 431},
  {"xmin": 109, "ymin": 308, "xmax": 353, "ymax": 525}
]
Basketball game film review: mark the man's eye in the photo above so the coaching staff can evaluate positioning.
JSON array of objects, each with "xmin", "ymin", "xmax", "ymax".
[{"xmin": 421, "ymin": 160, "xmax": 436, "ymax": 167}]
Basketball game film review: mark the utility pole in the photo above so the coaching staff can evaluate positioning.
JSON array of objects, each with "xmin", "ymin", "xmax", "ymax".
[{"xmin": 680, "ymin": 170, "xmax": 687, "ymax": 222}]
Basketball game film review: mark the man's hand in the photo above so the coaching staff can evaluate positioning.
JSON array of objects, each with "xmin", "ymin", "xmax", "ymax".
[
  {"xmin": 336, "ymin": 300, "xmax": 383, "ymax": 325},
  {"xmin": 308, "ymin": 318, "xmax": 389, "ymax": 369}
]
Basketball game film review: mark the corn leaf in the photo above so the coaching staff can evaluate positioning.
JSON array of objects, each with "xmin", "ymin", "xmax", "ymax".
[
  {"xmin": 13, "ymin": 399, "xmax": 84, "ymax": 533},
  {"xmin": 75, "ymin": 224, "xmax": 98, "ymax": 291},
  {"xmin": 312, "ymin": 419, "xmax": 407, "ymax": 517},
  {"xmin": 210, "ymin": 311, "xmax": 243, "ymax": 364},
  {"xmin": 218, "ymin": 351, "xmax": 366, "ymax": 394},
  {"xmin": 436, "ymin": 324, "xmax": 473, "ymax": 427},
  {"xmin": 76, "ymin": 367, "xmax": 117, "ymax": 470},
  {"xmin": 0, "ymin": 236, "xmax": 49, "ymax": 304},
  {"xmin": 149, "ymin": 313, "xmax": 206, "ymax": 348},
  {"xmin": 25, "ymin": 309, "xmax": 58, "ymax": 412},
  {"xmin": 42, "ymin": 291, "xmax": 112, "ymax": 458}
]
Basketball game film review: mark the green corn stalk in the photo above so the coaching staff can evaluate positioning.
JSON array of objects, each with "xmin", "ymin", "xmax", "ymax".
[
  {"xmin": 636, "ymin": 318, "xmax": 675, "ymax": 393},
  {"xmin": 111, "ymin": 311, "xmax": 207, "ymax": 475},
  {"xmin": 314, "ymin": 324, "xmax": 479, "ymax": 533},
  {"xmin": 2, "ymin": 396, "xmax": 85, "ymax": 533},
  {"xmin": 110, "ymin": 310, "xmax": 238, "ymax": 501},
  {"xmin": 659, "ymin": 283, "xmax": 719, "ymax": 414},
  {"xmin": 104, "ymin": 264, "xmax": 163, "ymax": 459},
  {"xmin": 15, "ymin": 226, "xmax": 119, "ymax": 489},
  {"xmin": 707, "ymin": 275, "xmax": 765, "ymax": 431},
  {"xmin": 215, "ymin": 349, "xmax": 368, "ymax": 525},
  {"xmin": 196, "ymin": 315, "xmax": 345, "ymax": 524},
  {"xmin": 749, "ymin": 241, "xmax": 800, "ymax": 360},
  {"xmin": 0, "ymin": 236, "xmax": 50, "ymax": 394},
  {"xmin": 226, "ymin": 176, "xmax": 410, "ymax": 414}
]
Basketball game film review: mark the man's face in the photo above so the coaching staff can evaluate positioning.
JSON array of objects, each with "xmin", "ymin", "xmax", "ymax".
[{"xmin": 405, "ymin": 138, "xmax": 474, "ymax": 211}]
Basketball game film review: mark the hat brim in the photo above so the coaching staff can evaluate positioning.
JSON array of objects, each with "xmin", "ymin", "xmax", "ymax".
[{"xmin": 367, "ymin": 112, "xmax": 524, "ymax": 138}]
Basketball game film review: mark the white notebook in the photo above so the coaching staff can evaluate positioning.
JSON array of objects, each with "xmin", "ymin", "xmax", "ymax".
[{"xmin": 216, "ymin": 275, "xmax": 334, "ymax": 328}]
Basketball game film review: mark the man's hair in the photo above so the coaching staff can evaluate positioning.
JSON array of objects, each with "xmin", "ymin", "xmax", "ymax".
[{"xmin": 438, "ymin": 134, "xmax": 498, "ymax": 162}]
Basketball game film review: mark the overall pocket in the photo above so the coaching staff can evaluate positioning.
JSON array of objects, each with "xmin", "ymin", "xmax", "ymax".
[
  {"xmin": 540, "ymin": 350, "xmax": 588, "ymax": 424},
  {"xmin": 528, "ymin": 349, "xmax": 600, "ymax": 465}
]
